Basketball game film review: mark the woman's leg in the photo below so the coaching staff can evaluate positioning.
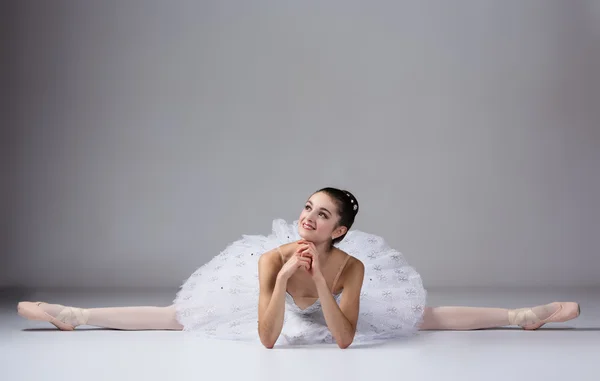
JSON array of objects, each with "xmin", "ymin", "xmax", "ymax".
[
  {"xmin": 419, "ymin": 306, "xmax": 508, "ymax": 330},
  {"xmin": 17, "ymin": 301, "xmax": 183, "ymax": 331},
  {"xmin": 419, "ymin": 302, "xmax": 580, "ymax": 331}
]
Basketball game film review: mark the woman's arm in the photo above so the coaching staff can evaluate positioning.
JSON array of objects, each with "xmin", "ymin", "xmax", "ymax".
[
  {"xmin": 316, "ymin": 258, "xmax": 365, "ymax": 348},
  {"xmin": 257, "ymin": 250, "xmax": 287, "ymax": 348},
  {"xmin": 257, "ymin": 247, "xmax": 311, "ymax": 348}
]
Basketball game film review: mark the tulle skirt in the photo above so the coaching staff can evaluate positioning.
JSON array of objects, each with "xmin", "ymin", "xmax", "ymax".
[{"xmin": 173, "ymin": 219, "xmax": 427, "ymax": 345}]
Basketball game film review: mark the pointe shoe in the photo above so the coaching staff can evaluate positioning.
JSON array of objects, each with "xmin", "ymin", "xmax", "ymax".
[
  {"xmin": 508, "ymin": 302, "xmax": 580, "ymax": 330},
  {"xmin": 17, "ymin": 301, "xmax": 90, "ymax": 330}
]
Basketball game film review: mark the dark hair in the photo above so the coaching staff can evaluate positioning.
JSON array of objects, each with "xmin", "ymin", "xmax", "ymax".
[{"xmin": 314, "ymin": 187, "xmax": 359, "ymax": 245}]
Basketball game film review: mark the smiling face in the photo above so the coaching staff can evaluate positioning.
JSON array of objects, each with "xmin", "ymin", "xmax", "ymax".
[{"xmin": 298, "ymin": 191, "xmax": 347, "ymax": 244}]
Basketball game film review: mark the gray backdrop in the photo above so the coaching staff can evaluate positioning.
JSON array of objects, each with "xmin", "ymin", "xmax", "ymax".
[{"xmin": 3, "ymin": 1, "xmax": 599, "ymax": 290}]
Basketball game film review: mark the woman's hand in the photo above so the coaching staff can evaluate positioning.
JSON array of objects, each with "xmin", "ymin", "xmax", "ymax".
[
  {"xmin": 277, "ymin": 249, "xmax": 312, "ymax": 281},
  {"xmin": 296, "ymin": 240, "xmax": 324, "ymax": 280}
]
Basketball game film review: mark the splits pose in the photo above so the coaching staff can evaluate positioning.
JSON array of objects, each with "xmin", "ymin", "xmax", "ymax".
[{"xmin": 18, "ymin": 187, "xmax": 580, "ymax": 348}]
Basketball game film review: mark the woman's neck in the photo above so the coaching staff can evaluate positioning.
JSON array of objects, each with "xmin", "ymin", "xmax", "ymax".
[{"xmin": 314, "ymin": 242, "xmax": 333, "ymax": 262}]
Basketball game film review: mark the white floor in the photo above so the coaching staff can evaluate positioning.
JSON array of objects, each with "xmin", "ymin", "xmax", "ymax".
[{"xmin": 2, "ymin": 287, "xmax": 598, "ymax": 381}]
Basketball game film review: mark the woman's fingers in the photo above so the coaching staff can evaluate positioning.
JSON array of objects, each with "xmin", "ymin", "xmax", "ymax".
[
  {"xmin": 297, "ymin": 256, "xmax": 311, "ymax": 265},
  {"xmin": 296, "ymin": 245, "xmax": 309, "ymax": 254},
  {"xmin": 296, "ymin": 256, "xmax": 312, "ymax": 269}
]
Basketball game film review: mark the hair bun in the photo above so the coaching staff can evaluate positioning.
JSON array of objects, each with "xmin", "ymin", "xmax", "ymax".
[
  {"xmin": 314, "ymin": 187, "xmax": 358, "ymax": 245},
  {"xmin": 343, "ymin": 190, "xmax": 359, "ymax": 214}
]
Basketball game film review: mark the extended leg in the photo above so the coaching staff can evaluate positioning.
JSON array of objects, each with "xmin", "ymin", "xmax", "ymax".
[
  {"xmin": 419, "ymin": 306, "xmax": 509, "ymax": 330},
  {"xmin": 419, "ymin": 302, "xmax": 580, "ymax": 331},
  {"xmin": 18, "ymin": 301, "xmax": 183, "ymax": 331}
]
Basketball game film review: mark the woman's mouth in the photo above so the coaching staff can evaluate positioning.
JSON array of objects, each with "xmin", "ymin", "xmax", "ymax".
[{"xmin": 302, "ymin": 222, "xmax": 315, "ymax": 230}]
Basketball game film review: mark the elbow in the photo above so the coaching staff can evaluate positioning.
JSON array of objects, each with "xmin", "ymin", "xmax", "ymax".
[
  {"xmin": 260, "ymin": 336, "xmax": 276, "ymax": 349},
  {"xmin": 337, "ymin": 339, "xmax": 353, "ymax": 349},
  {"xmin": 336, "ymin": 332, "xmax": 355, "ymax": 349},
  {"xmin": 258, "ymin": 325, "xmax": 277, "ymax": 349}
]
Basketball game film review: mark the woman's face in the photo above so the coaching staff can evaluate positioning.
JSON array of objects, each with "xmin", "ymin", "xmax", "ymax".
[{"xmin": 297, "ymin": 192, "xmax": 346, "ymax": 243}]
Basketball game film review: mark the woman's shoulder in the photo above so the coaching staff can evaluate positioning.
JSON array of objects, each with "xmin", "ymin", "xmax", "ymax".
[
  {"xmin": 333, "ymin": 246, "xmax": 361, "ymax": 264},
  {"xmin": 332, "ymin": 248, "xmax": 365, "ymax": 281},
  {"xmin": 258, "ymin": 241, "xmax": 298, "ymax": 265},
  {"xmin": 276, "ymin": 241, "xmax": 301, "ymax": 262}
]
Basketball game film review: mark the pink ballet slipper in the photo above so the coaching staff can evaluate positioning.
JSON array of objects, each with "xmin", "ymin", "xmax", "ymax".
[
  {"xmin": 17, "ymin": 301, "xmax": 89, "ymax": 330},
  {"xmin": 508, "ymin": 302, "xmax": 580, "ymax": 330}
]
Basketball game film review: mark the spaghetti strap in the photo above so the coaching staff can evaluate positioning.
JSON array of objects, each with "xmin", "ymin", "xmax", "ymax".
[{"xmin": 331, "ymin": 255, "xmax": 351, "ymax": 292}]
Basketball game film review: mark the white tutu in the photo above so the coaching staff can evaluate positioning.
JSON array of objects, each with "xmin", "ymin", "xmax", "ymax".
[{"xmin": 173, "ymin": 219, "xmax": 427, "ymax": 345}]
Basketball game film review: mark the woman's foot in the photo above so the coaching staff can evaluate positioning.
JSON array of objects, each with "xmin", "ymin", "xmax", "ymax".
[
  {"xmin": 507, "ymin": 302, "xmax": 580, "ymax": 330},
  {"xmin": 17, "ymin": 301, "xmax": 90, "ymax": 330}
]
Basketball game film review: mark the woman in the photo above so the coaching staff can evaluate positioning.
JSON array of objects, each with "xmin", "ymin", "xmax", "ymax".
[{"xmin": 17, "ymin": 187, "xmax": 580, "ymax": 348}]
